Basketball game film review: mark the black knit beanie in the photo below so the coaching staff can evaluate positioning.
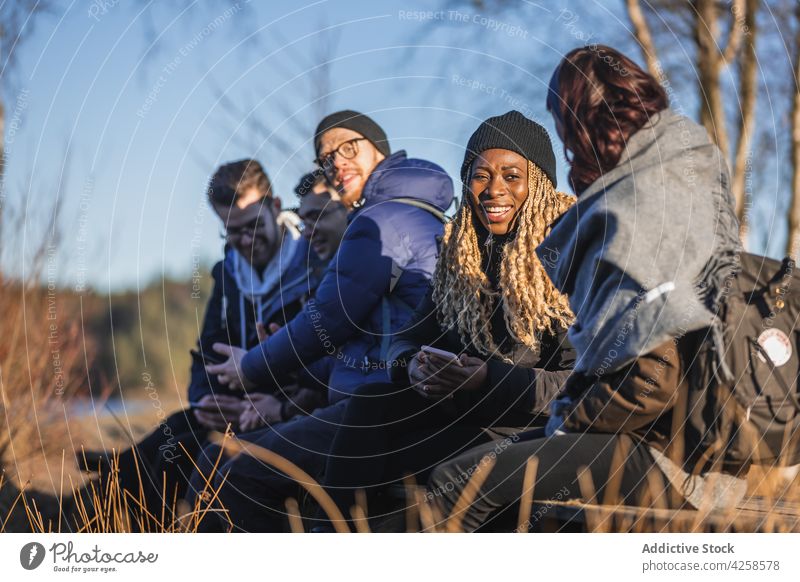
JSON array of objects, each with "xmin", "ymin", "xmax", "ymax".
[
  {"xmin": 461, "ymin": 110, "xmax": 557, "ymax": 188},
  {"xmin": 314, "ymin": 110, "xmax": 391, "ymax": 158}
]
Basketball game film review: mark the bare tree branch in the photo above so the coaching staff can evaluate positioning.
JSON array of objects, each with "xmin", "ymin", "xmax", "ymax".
[
  {"xmin": 1, "ymin": 1, "xmax": 52, "ymax": 250},
  {"xmin": 722, "ymin": 0, "xmax": 746, "ymax": 63},
  {"xmin": 626, "ymin": 0, "xmax": 666, "ymax": 82}
]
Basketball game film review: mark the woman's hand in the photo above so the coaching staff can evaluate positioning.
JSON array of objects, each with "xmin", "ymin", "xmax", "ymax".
[
  {"xmin": 545, "ymin": 396, "xmax": 572, "ymax": 437},
  {"xmin": 238, "ymin": 392, "xmax": 283, "ymax": 432},
  {"xmin": 408, "ymin": 351, "xmax": 487, "ymax": 400},
  {"xmin": 205, "ymin": 343, "xmax": 256, "ymax": 391}
]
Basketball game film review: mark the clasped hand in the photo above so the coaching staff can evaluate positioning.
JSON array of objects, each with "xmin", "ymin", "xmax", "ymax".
[{"xmin": 408, "ymin": 350, "xmax": 487, "ymax": 400}]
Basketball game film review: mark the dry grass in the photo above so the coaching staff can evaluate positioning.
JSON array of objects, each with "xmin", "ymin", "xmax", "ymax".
[
  {"xmin": 1, "ymin": 442, "xmax": 234, "ymax": 533},
  {"xmin": 0, "ymin": 251, "xmax": 95, "ymax": 530},
  {"xmin": 2, "ymin": 202, "xmax": 799, "ymax": 534},
  {"xmin": 0, "ymin": 192, "xmax": 213, "ymax": 532},
  {"xmin": 3, "ymin": 403, "xmax": 800, "ymax": 533}
]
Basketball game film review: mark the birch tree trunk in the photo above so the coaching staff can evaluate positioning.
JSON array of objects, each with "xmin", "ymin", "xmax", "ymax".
[
  {"xmin": 785, "ymin": 3, "xmax": 800, "ymax": 258},
  {"xmin": 731, "ymin": 0, "xmax": 759, "ymax": 228},
  {"xmin": 695, "ymin": 0, "xmax": 731, "ymax": 162}
]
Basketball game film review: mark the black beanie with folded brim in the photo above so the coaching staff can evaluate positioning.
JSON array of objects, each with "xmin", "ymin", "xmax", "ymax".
[
  {"xmin": 460, "ymin": 110, "xmax": 557, "ymax": 188},
  {"xmin": 314, "ymin": 110, "xmax": 391, "ymax": 158}
]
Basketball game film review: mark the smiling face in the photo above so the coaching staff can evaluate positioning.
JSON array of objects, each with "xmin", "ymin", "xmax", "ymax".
[
  {"xmin": 468, "ymin": 148, "xmax": 529, "ymax": 235},
  {"xmin": 316, "ymin": 127, "xmax": 385, "ymax": 208},
  {"xmin": 298, "ymin": 183, "xmax": 348, "ymax": 261},
  {"xmin": 213, "ymin": 187, "xmax": 281, "ymax": 271}
]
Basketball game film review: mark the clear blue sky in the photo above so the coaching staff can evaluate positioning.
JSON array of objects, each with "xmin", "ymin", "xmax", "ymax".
[{"xmin": 1, "ymin": 0, "xmax": 789, "ymax": 291}]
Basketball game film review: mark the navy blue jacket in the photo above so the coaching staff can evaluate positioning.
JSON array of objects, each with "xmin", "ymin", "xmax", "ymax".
[
  {"xmin": 188, "ymin": 236, "xmax": 325, "ymax": 403},
  {"xmin": 241, "ymin": 151, "xmax": 454, "ymax": 402}
]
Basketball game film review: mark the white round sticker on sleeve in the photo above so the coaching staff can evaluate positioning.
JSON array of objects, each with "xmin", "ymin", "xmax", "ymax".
[{"xmin": 757, "ymin": 328, "xmax": 793, "ymax": 367}]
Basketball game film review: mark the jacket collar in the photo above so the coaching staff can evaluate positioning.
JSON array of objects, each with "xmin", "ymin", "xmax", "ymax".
[{"xmin": 357, "ymin": 150, "xmax": 408, "ymax": 206}]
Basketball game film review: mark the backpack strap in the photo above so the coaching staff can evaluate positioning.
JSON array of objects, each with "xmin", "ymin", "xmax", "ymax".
[
  {"xmin": 390, "ymin": 197, "xmax": 447, "ymax": 223},
  {"xmin": 377, "ymin": 198, "xmax": 446, "ymax": 360},
  {"xmin": 380, "ymin": 287, "xmax": 417, "ymax": 360},
  {"xmin": 382, "ymin": 262, "xmax": 408, "ymax": 359}
]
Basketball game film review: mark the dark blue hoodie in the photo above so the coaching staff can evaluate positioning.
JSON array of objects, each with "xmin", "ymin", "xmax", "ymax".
[
  {"xmin": 187, "ymin": 216, "xmax": 325, "ymax": 404},
  {"xmin": 241, "ymin": 151, "xmax": 454, "ymax": 402}
]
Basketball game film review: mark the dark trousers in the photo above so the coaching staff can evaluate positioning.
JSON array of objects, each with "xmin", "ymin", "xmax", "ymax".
[
  {"xmin": 187, "ymin": 400, "xmax": 347, "ymax": 532},
  {"xmin": 428, "ymin": 432, "xmax": 660, "ymax": 532},
  {"xmin": 110, "ymin": 409, "xmax": 208, "ymax": 520},
  {"xmin": 321, "ymin": 382, "xmax": 539, "ymax": 523}
]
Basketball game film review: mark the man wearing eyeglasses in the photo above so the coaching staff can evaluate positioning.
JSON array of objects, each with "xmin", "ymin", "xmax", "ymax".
[
  {"xmin": 235, "ymin": 170, "xmax": 348, "ymax": 432},
  {"xmin": 202, "ymin": 110, "xmax": 454, "ymax": 531},
  {"xmin": 78, "ymin": 159, "xmax": 328, "ymax": 518},
  {"xmin": 295, "ymin": 169, "xmax": 348, "ymax": 261},
  {"xmin": 194, "ymin": 159, "xmax": 328, "ymax": 429},
  {"xmin": 314, "ymin": 119, "xmax": 386, "ymax": 210}
]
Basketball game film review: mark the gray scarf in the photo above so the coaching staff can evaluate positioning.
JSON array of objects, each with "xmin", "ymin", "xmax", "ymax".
[
  {"xmin": 230, "ymin": 210, "xmax": 303, "ymax": 348},
  {"xmin": 538, "ymin": 108, "xmax": 741, "ymax": 376}
]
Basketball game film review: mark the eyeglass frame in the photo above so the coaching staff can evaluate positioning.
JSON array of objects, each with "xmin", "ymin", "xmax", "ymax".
[
  {"xmin": 217, "ymin": 201, "xmax": 277, "ymax": 242},
  {"xmin": 314, "ymin": 137, "xmax": 368, "ymax": 175},
  {"xmin": 299, "ymin": 201, "xmax": 347, "ymax": 230}
]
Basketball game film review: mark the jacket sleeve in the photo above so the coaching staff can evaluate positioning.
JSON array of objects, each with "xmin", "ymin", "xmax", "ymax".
[
  {"xmin": 477, "ymin": 328, "xmax": 575, "ymax": 415},
  {"xmin": 385, "ymin": 288, "xmax": 444, "ymax": 383},
  {"xmin": 240, "ymin": 215, "xmax": 393, "ymax": 386},
  {"xmin": 188, "ymin": 262, "xmax": 230, "ymax": 403},
  {"xmin": 561, "ymin": 338, "xmax": 681, "ymax": 433}
]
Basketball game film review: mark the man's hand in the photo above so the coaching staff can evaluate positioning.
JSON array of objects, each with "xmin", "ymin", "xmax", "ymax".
[
  {"xmin": 256, "ymin": 322, "xmax": 283, "ymax": 342},
  {"xmin": 408, "ymin": 351, "xmax": 487, "ymax": 400},
  {"xmin": 238, "ymin": 392, "xmax": 283, "ymax": 432},
  {"xmin": 205, "ymin": 343, "xmax": 256, "ymax": 391},
  {"xmin": 193, "ymin": 394, "xmax": 246, "ymax": 431}
]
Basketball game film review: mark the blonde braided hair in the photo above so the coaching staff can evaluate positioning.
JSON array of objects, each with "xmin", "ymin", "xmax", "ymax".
[{"xmin": 431, "ymin": 161, "xmax": 574, "ymax": 358}]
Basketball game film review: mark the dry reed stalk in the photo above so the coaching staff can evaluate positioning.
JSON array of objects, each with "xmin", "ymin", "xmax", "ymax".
[
  {"xmin": 515, "ymin": 455, "xmax": 538, "ymax": 533},
  {"xmin": 210, "ymin": 432, "xmax": 350, "ymax": 533},
  {"xmin": 0, "ymin": 480, "xmax": 26, "ymax": 532},
  {"xmin": 351, "ymin": 489, "xmax": 370, "ymax": 533},
  {"xmin": 600, "ymin": 436, "xmax": 632, "ymax": 530},
  {"xmin": 285, "ymin": 498, "xmax": 304, "ymax": 533},
  {"xmin": 179, "ymin": 437, "xmax": 235, "ymax": 532},
  {"xmin": 402, "ymin": 474, "xmax": 419, "ymax": 533},
  {"xmin": 351, "ymin": 507, "xmax": 370, "ymax": 533},
  {"xmin": 576, "ymin": 466, "xmax": 601, "ymax": 532},
  {"xmin": 445, "ymin": 455, "xmax": 495, "ymax": 533},
  {"xmin": 416, "ymin": 488, "xmax": 438, "ymax": 532}
]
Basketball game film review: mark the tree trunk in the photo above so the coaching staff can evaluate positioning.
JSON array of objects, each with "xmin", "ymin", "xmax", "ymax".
[
  {"xmin": 731, "ymin": 0, "xmax": 759, "ymax": 229},
  {"xmin": 0, "ymin": 98, "xmax": 5, "ymax": 258},
  {"xmin": 695, "ymin": 0, "xmax": 731, "ymax": 161},
  {"xmin": 786, "ymin": 3, "xmax": 800, "ymax": 258}
]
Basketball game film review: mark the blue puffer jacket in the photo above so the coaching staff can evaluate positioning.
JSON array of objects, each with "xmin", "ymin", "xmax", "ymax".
[{"xmin": 241, "ymin": 151, "xmax": 454, "ymax": 402}]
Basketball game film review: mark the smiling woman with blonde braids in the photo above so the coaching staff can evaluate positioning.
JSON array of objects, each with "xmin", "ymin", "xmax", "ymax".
[
  {"xmin": 316, "ymin": 111, "xmax": 577, "ymax": 531},
  {"xmin": 433, "ymin": 155, "xmax": 573, "ymax": 362}
]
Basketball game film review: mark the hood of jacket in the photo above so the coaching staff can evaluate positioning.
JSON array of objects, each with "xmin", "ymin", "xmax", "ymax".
[{"xmin": 355, "ymin": 150, "xmax": 454, "ymax": 214}]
